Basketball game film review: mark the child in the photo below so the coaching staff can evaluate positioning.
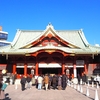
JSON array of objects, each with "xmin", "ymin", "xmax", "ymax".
[
  {"xmin": 2, "ymin": 82, "xmax": 8, "ymax": 91},
  {"xmin": 0, "ymin": 82, "xmax": 5, "ymax": 100}
]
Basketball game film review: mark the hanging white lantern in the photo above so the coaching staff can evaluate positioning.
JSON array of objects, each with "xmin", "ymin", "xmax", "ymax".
[{"xmin": 2, "ymin": 69, "xmax": 7, "ymax": 74}]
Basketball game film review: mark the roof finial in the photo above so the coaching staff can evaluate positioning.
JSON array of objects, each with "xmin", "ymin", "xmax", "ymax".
[
  {"xmin": 46, "ymin": 22, "xmax": 54, "ymax": 30},
  {"xmin": 48, "ymin": 22, "xmax": 51, "ymax": 26}
]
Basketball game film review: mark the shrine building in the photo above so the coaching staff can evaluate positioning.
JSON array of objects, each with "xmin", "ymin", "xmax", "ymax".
[{"xmin": 0, "ymin": 24, "xmax": 100, "ymax": 78}]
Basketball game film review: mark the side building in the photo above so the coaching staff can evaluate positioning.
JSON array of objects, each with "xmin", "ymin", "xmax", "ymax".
[
  {"xmin": 0, "ymin": 26, "xmax": 11, "ymax": 74},
  {"xmin": 0, "ymin": 24, "xmax": 100, "ymax": 78},
  {"xmin": 0, "ymin": 26, "xmax": 11, "ymax": 46}
]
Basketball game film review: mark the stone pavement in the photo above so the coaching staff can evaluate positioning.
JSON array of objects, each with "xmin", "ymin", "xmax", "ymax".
[{"xmin": 4, "ymin": 84, "xmax": 100, "ymax": 100}]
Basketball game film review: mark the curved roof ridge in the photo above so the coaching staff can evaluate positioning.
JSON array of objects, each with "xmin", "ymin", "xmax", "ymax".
[
  {"xmin": 78, "ymin": 29, "xmax": 89, "ymax": 46},
  {"xmin": 11, "ymin": 29, "xmax": 21, "ymax": 47}
]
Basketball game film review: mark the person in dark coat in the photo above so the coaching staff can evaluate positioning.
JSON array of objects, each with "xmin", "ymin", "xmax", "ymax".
[
  {"xmin": 82, "ymin": 72, "xmax": 87, "ymax": 84},
  {"xmin": 77, "ymin": 74, "xmax": 81, "ymax": 84},
  {"xmin": 20, "ymin": 75, "xmax": 26, "ymax": 91},
  {"xmin": 62, "ymin": 74, "xmax": 67, "ymax": 90},
  {"xmin": 52, "ymin": 75, "xmax": 57, "ymax": 90}
]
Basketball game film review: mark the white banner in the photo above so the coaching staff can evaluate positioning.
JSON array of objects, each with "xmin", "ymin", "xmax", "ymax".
[
  {"xmin": 39, "ymin": 63, "xmax": 61, "ymax": 68},
  {"xmin": 76, "ymin": 65, "xmax": 84, "ymax": 68}
]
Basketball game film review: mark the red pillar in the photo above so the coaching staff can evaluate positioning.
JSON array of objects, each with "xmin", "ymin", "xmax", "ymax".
[
  {"xmin": 62, "ymin": 63, "xmax": 65, "ymax": 74},
  {"xmin": 35, "ymin": 62, "xmax": 38, "ymax": 76},
  {"xmin": 84, "ymin": 64, "xmax": 88, "ymax": 75},
  {"xmin": 84, "ymin": 57, "xmax": 88, "ymax": 75},
  {"xmin": 13, "ymin": 63, "xmax": 16, "ymax": 74},
  {"xmin": 24, "ymin": 63, "xmax": 27, "ymax": 76}
]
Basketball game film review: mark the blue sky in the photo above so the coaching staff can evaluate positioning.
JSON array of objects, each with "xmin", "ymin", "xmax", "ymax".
[{"xmin": 0, "ymin": 0, "xmax": 100, "ymax": 45}]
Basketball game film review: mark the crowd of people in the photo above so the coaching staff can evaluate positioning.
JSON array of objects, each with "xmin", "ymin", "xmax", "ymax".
[
  {"xmin": 0, "ymin": 71, "xmax": 88, "ymax": 99},
  {"xmin": 20, "ymin": 74, "xmax": 68, "ymax": 91}
]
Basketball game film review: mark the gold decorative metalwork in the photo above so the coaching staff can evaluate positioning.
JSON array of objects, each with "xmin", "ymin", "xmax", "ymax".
[{"xmin": 45, "ymin": 50, "xmax": 55, "ymax": 53}]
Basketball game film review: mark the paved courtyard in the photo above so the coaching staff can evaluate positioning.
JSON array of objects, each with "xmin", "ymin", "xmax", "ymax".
[{"xmin": 4, "ymin": 84, "xmax": 100, "ymax": 100}]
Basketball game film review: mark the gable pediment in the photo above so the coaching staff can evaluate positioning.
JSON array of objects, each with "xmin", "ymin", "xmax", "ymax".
[{"xmin": 23, "ymin": 34, "xmax": 79, "ymax": 49}]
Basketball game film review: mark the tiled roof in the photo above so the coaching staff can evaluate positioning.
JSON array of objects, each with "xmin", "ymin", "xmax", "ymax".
[{"xmin": 0, "ymin": 24, "xmax": 100, "ymax": 55}]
